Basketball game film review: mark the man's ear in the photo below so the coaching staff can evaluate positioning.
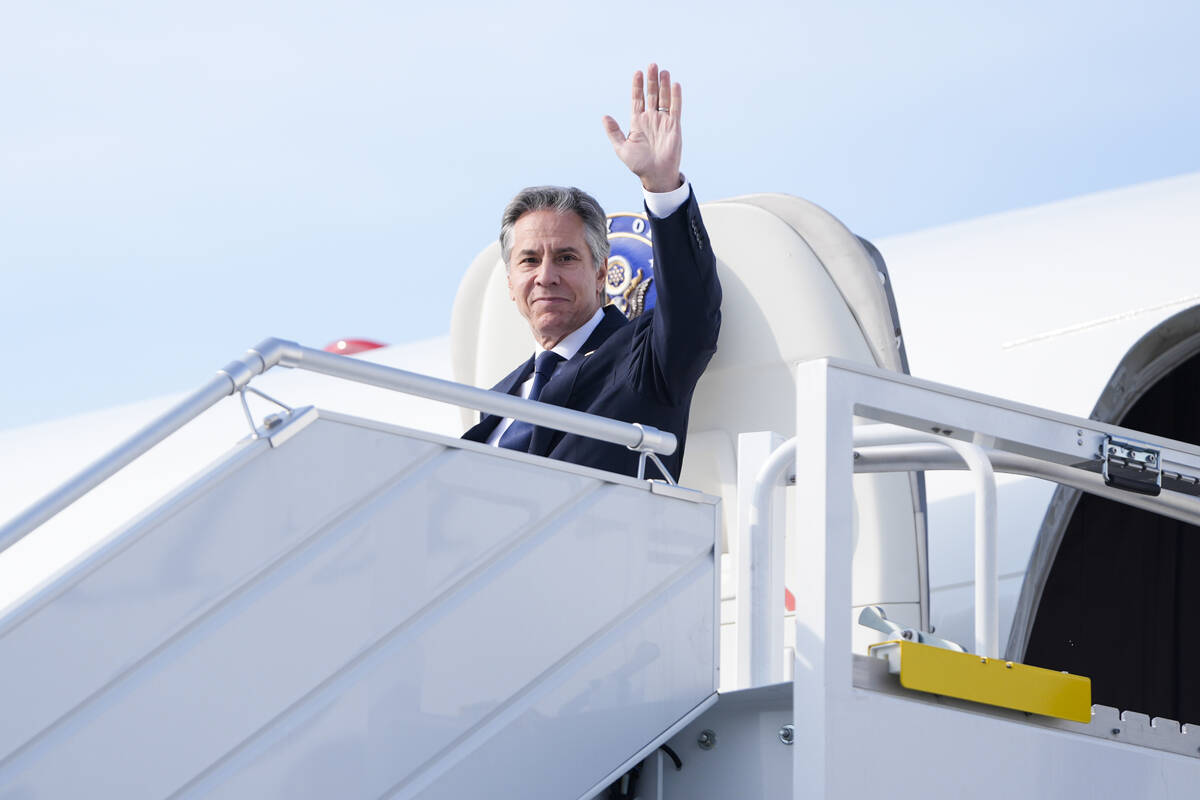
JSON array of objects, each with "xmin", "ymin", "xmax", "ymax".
[
  {"xmin": 507, "ymin": 269, "xmax": 515, "ymax": 302},
  {"xmin": 595, "ymin": 263, "xmax": 606, "ymax": 301}
]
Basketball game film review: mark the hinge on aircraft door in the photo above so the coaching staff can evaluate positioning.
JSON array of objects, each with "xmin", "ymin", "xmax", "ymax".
[{"xmin": 1102, "ymin": 436, "xmax": 1162, "ymax": 496}]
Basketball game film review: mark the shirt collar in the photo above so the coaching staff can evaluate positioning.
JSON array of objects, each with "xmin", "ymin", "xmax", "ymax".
[{"xmin": 534, "ymin": 306, "xmax": 605, "ymax": 362}]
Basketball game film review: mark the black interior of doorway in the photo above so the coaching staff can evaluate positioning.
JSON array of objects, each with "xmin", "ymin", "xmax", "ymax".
[{"xmin": 1025, "ymin": 350, "xmax": 1200, "ymax": 724}]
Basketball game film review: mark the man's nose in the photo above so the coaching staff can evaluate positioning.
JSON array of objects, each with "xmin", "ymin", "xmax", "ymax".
[{"xmin": 534, "ymin": 257, "xmax": 560, "ymax": 284}]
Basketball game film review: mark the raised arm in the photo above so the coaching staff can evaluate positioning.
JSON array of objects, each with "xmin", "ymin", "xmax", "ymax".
[
  {"xmin": 602, "ymin": 64, "xmax": 720, "ymax": 407},
  {"xmin": 602, "ymin": 63, "xmax": 684, "ymax": 193}
]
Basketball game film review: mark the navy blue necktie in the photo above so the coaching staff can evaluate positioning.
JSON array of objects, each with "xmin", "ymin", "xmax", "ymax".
[{"xmin": 497, "ymin": 350, "xmax": 565, "ymax": 452}]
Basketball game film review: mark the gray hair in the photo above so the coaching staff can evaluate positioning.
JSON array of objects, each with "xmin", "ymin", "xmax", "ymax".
[{"xmin": 499, "ymin": 186, "xmax": 610, "ymax": 272}]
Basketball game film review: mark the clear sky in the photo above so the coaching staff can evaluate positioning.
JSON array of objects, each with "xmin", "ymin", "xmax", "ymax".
[{"xmin": 3, "ymin": 1, "xmax": 1198, "ymax": 429}]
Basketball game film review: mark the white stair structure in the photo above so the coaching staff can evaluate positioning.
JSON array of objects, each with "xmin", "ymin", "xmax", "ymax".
[
  {"xmin": 6, "ymin": 344, "xmax": 1200, "ymax": 798},
  {"xmin": 647, "ymin": 358, "xmax": 1200, "ymax": 799},
  {"xmin": 0, "ymin": 345, "xmax": 718, "ymax": 799}
]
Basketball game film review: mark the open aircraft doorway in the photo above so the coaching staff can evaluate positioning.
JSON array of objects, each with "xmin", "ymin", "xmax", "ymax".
[{"xmin": 1019, "ymin": 318, "xmax": 1200, "ymax": 724}]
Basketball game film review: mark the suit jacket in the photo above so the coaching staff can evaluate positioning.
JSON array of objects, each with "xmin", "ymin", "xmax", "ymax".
[{"xmin": 462, "ymin": 189, "xmax": 721, "ymax": 480}]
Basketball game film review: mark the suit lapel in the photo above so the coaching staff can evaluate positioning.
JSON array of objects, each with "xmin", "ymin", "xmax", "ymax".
[
  {"xmin": 581, "ymin": 306, "xmax": 628, "ymax": 353},
  {"xmin": 462, "ymin": 355, "xmax": 535, "ymax": 442},
  {"xmin": 529, "ymin": 306, "xmax": 627, "ymax": 455}
]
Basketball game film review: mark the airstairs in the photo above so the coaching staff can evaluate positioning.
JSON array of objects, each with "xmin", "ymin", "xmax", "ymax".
[
  {"xmin": 4, "ymin": 341, "xmax": 1200, "ymax": 798},
  {"xmin": 0, "ymin": 339, "xmax": 718, "ymax": 799}
]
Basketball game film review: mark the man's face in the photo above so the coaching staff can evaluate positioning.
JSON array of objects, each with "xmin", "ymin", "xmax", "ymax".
[{"xmin": 507, "ymin": 209, "xmax": 606, "ymax": 349}]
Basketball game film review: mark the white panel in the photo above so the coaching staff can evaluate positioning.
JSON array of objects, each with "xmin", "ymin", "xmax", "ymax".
[
  {"xmin": 660, "ymin": 684, "xmax": 794, "ymax": 799},
  {"xmin": 0, "ymin": 422, "xmax": 442, "ymax": 764},
  {"xmin": 0, "ymin": 414, "xmax": 718, "ymax": 799},
  {"xmin": 828, "ymin": 687, "xmax": 1200, "ymax": 798}
]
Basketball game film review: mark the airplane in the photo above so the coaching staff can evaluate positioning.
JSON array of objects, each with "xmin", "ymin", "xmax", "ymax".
[{"xmin": 0, "ymin": 170, "xmax": 1197, "ymax": 797}]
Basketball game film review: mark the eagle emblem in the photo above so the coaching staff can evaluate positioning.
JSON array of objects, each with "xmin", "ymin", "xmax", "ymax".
[{"xmin": 605, "ymin": 212, "xmax": 657, "ymax": 319}]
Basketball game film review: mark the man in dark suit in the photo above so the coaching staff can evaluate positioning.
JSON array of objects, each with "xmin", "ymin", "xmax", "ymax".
[{"xmin": 462, "ymin": 63, "xmax": 721, "ymax": 481}]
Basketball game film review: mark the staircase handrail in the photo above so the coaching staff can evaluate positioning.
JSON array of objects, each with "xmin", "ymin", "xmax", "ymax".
[{"xmin": 0, "ymin": 337, "xmax": 677, "ymax": 553}]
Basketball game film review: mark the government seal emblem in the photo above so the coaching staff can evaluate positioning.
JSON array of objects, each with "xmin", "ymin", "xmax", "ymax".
[{"xmin": 605, "ymin": 212, "xmax": 657, "ymax": 319}]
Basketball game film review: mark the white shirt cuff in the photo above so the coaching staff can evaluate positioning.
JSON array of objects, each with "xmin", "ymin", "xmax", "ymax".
[{"xmin": 643, "ymin": 175, "xmax": 690, "ymax": 219}]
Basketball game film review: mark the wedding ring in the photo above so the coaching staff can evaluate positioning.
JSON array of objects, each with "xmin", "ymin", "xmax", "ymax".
[{"xmin": 657, "ymin": 106, "xmax": 670, "ymax": 112}]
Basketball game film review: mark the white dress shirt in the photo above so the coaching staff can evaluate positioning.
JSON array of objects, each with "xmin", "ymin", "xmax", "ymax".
[{"xmin": 487, "ymin": 181, "xmax": 692, "ymax": 446}]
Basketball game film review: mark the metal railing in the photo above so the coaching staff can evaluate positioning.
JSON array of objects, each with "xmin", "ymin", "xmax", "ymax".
[
  {"xmin": 735, "ymin": 359, "xmax": 1200, "ymax": 700},
  {"xmin": 0, "ymin": 337, "xmax": 677, "ymax": 554},
  {"xmin": 738, "ymin": 425, "xmax": 999, "ymax": 687},
  {"xmin": 854, "ymin": 425, "xmax": 998, "ymax": 659}
]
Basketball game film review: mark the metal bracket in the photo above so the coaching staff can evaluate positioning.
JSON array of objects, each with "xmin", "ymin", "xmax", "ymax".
[
  {"xmin": 265, "ymin": 406, "xmax": 319, "ymax": 448},
  {"xmin": 1102, "ymin": 435, "xmax": 1162, "ymax": 496},
  {"xmin": 238, "ymin": 385, "xmax": 295, "ymax": 440},
  {"xmin": 858, "ymin": 605, "xmax": 965, "ymax": 652},
  {"xmin": 635, "ymin": 449, "xmax": 677, "ymax": 485},
  {"xmin": 628, "ymin": 423, "xmax": 678, "ymax": 484}
]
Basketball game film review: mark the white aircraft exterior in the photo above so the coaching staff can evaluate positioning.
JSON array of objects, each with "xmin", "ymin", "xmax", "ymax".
[
  {"xmin": 885, "ymin": 170, "xmax": 1200, "ymax": 654},
  {"xmin": 1, "ymin": 171, "xmax": 1198, "ymax": 797}
]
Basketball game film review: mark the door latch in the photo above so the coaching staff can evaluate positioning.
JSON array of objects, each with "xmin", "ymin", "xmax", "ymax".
[{"xmin": 1102, "ymin": 436, "xmax": 1162, "ymax": 496}]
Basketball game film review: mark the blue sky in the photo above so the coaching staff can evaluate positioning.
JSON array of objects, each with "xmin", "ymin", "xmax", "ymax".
[{"xmin": 3, "ymin": 1, "xmax": 1198, "ymax": 428}]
